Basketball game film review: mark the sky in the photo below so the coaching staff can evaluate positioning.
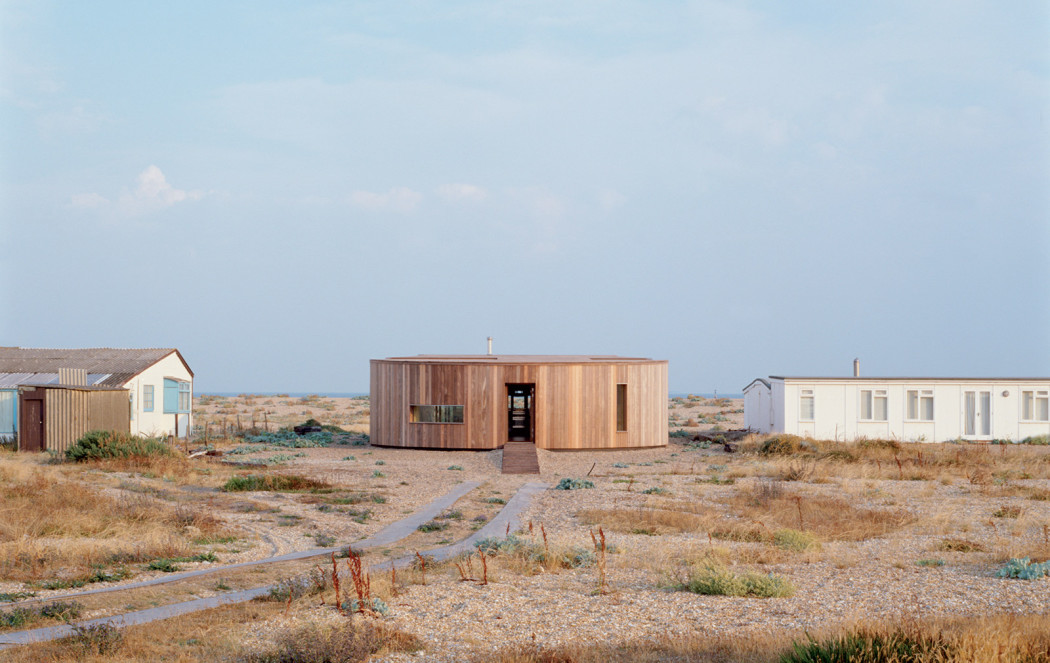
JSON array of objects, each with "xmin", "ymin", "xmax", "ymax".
[{"xmin": 1, "ymin": 1, "xmax": 1048, "ymax": 394}]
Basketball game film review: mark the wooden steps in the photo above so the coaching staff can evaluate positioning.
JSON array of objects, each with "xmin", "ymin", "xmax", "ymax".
[{"xmin": 501, "ymin": 442, "xmax": 540, "ymax": 474}]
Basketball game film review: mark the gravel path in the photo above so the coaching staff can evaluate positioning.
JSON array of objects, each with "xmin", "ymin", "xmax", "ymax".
[{"xmin": 0, "ymin": 481, "xmax": 549, "ymax": 650}]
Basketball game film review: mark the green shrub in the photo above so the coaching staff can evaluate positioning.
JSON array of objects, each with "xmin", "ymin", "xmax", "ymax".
[
  {"xmin": 66, "ymin": 430, "xmax": 173, "ymax": 462},
  {"xmin": 773, "ymin": 529, "xmax": 820, "ymax": 552},
  {"xmin": 554, "ymin": 478, "xmax": 594, "ymax": 490},
  {"xmin": 997, "ymin": 557, "xmax": 1050, "ymax": 580},
  {"xmin": 916, "ymin": 558, "xmax": 945, "ymax": 567},
  {"xmin": 1021, "ymin": 435, "xmax": 1049, "ymax": 445},
  {"xmin": 484, "ymin": 497, "xmax": 506, "ymax": 504},
  {"xmin": 781, "ymin": 630, "xmax": 936, "ymax": 663},
  {"xmin": 222, "ymin": 474, "xmax": 330, "ymax": 492},
  {"xmin": 0, "ymin": 601, "xmax": 83, "ymax": 628},
  {"xmin": 147, "ymin": 559, "xmax": 180, "ymax": 572},
  {"xmin": 447, "ymin": 465, "xmax": 464, "ymax": 471},
  {"xmin": 642, "ymin": 487, "xmax": 669, "ymax": 495},
  {"xmin": 64, "ymin": 621, "xmax": 124, "ymax": 655},
  {"xmin": 677, "ymin": 564, "xmax": 795, "ymax": 598},
  {"xmin": 417, "ymin": 521, "xmax": 448, "ymax": 533}
]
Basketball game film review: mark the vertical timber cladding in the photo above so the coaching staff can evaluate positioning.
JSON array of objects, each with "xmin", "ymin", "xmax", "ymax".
[
  {"xmin": 42, "ymin": 387, "xmax": 131, "ymax": 455},
  {"xmin": 370, "ymin": 356, "xmax": 668, "ymax": 450}
]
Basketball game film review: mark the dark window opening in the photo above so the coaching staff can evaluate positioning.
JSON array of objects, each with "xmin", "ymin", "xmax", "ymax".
[
  {"xmin": 616, "ymin": 384, "xmax": 627, "ymax": 432},
  {"xmin": 410, "ymin": 405, "xmax": 464, "ymax": 423}
]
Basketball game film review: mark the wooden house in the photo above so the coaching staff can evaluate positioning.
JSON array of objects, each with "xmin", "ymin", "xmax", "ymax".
[{"xmin": 370, "ymin": 355, "xmax": 668, "ymax": 450}]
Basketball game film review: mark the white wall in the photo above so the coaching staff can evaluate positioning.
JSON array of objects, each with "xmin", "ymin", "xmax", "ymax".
[
  {"xmin": 743, "ymin": 382, "xmax": 773, "ymax": 433},
  {"xmin": 769, "ymin": 378, "xmax": 1050, "ymax": 443},
  {"xmin": 122, "ymin": 353, "xmax": 193, "ymax": 438}
]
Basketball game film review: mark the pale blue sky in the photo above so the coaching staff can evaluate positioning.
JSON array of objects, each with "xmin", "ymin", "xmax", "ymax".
[{"xmin": 2, "ymin": 1, "xmax": 1048, "ymax": 393}]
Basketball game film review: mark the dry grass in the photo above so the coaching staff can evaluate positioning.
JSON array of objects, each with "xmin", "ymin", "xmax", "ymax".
[
  {"xmin": 472, "ymin": 613, "xmax": 1050, "ymax": 663},
  {"xmin": 0, "ymin": 458, "xmax": 230, "ymax": 583},
  {"xmin": 578, "ymin": 482, "xmax": 911, "ymax": 544},
  {"xmin": 723, "ymin": 480, "xmax": 914, "ymax": 542}
]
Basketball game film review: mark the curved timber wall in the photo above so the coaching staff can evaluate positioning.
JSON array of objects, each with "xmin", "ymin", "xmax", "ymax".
[{"xmin": 370, "ymin": 356, "xmax": 668, "ymax": 450}]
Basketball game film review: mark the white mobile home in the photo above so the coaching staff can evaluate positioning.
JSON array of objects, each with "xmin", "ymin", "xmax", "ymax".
[
  {"xmin": 0, "ymin": 347, "xmax": 194, "ymax": 445},
  {"xmin": 744, "ymin": 376, "xmax": 1050, "ymax": 443}
]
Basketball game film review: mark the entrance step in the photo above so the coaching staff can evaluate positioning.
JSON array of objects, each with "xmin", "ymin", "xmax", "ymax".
[{"xmin": 501, "ymin": 442, "xmax": 540, "ymax": 474}]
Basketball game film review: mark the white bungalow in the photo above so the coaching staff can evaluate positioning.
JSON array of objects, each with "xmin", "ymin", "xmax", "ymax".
[
  {"xmin": 744, "ymin": 373, "xmax": 1050, "ymax": 443},
  {"xmin": 0, "ymin": 347, "xmax": 194, "ymax": 442}
]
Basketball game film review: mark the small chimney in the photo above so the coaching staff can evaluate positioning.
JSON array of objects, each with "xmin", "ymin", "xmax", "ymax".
[
  {"xmin": 487, "ymin": 337, "xmax": 493, "ymax": 355},
  {"xmin": 853, "ymin": 358, "xmax": 860, "ymax": 377},
  {"xmin": 59, "ymin": 367, "xmax": 87, "ymax": 386}
]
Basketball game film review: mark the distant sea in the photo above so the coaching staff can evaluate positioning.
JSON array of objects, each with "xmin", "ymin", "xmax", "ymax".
[
  {"xmin": 201, "ymin": 391, "xmax": 741, "ymax": 399},
  {"xmin": 201, "ymin": 392, "xmax": 368, "ymax": 398}
]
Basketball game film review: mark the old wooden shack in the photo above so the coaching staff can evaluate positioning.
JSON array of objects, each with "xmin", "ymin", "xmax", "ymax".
[
  {"xmin": 18, "ymin": 384, "xmax": 130, "ymax": 454},
  {"xmin": 370, "ymin": 355, "xmax": 668, "ymax": 450}
]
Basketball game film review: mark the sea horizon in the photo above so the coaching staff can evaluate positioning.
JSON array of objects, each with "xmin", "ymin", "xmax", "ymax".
[{"xmin": 199, "ymin": 391, "xmax": 743, "ymax": 399}]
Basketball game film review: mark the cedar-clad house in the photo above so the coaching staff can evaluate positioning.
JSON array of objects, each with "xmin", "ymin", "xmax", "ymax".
[{"xmin": 370, "ymin": 355, "xmax": 668, "ymax": 450}]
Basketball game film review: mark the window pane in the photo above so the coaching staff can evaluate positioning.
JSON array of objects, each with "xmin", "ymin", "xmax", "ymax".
[
  {"xmin": 1023, "ymin": 392, "xmax": 1033, "ymax": 420},
  {"xmin": 860, "ymin": 391, "xmax": 872, "ymax": 420},
  {"xmin": 921, "ymin": 395, "xmax": 934, "ymax": 421},
  {"xmin": 410, "ymin": 405, "xmax": 464, "ymax": 423},
  {"xmin": 1038, "ymin": 395, "xmax": 1050, "ymax": 421},
  {"xmin": 874, "ymin": 395, "xmax": 887, "ymax": 421},
  {"xmin": 907, "ymin": 391, "xmax": 917, "ymax": 419},
  {"xmin": 616, "ymin": 384, "xmax": 627, "ymax": 432},
  {"xmin": 801, "ymin": 396, "xmax": 814, "ymax": 420}
]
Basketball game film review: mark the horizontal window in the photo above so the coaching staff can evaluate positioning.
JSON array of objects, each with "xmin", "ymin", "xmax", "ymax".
[
  {"xmin": 1022, "ymin": 390, "xmax": 1049, "ymax": 422},
  {"xmin": 410, "ymin": 405, "xmax": 464, "ymax": 424}
]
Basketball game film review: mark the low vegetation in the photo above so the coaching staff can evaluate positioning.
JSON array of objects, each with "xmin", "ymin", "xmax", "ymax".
[{"xmin": 222, "ymin": 473, "xmax": 331, "ymax": 492}]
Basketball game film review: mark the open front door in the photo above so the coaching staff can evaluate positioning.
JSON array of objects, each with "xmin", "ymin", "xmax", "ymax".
[{"xmin": 507, "ymin": 384, "xmax": 534, "ymax": 442}]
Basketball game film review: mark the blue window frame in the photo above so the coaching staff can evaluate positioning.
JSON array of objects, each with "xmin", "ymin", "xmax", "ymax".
[
  {"xmin": 163, "ymin": 379, "xmax": 191, "ymax": 413},
  {"xmin": 178, "ymin": 381, "xmax": 191, "ymax": 413},
  {"xmin": 143, "ymin": 385, "xmax": 154, "ymax": 412}
]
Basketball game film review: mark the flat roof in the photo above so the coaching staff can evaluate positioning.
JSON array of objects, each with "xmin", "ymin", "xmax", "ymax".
[
  {"xmin": 770, "ymin": 376, "xmax": 1050, "ymax": 382},
  {"xmin": 378, "ymin": 355, "xmax": 665, "ymax": 364}
]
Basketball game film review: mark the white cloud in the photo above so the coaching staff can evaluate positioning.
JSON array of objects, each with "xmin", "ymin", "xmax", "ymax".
[
  {"xmin": 70, "ymin": 165, "xmax": 203, "ymax": 218},
  {"xmin": 436, "ymin": 183, "xmax": 487, "ymax": 203},
  {"xmin": 349, "ymin": 187, "xmax": 422, "ymax": 213}
]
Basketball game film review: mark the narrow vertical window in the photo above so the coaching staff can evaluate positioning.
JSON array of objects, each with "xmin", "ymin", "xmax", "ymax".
[
  {"xmin": 874, "ymin": 390, "xmax": 888, "ymax": 421},
  {"xmin": 920, "ymin": 390, "xmax": 934, "ymax": 420},
  {"xmin": 616, "ymin": 384, "xmax": 627, "ymax": 432},
  {"xmin": 143, "ymin": 385, "xmax": 154, "ymax": 412},
  {"xmin": 178, "ymin": 382, "xmax": 191, "ymax": 412},
  {"xmin": 860, "ymin": 390, "xmax": 873, "ymax": 420},
  {"xmin": 800, "ymin": 389, "xmax": 815, "ymax": 421}
]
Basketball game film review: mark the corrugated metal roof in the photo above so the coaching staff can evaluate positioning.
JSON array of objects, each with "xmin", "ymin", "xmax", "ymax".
[
  {"xmin": 0, "ymin": 347, "xmax": 192, "ymax": 386},
  {"xmin": 378, "ymin": 355, "xmax": 665, "ymax": 364}
]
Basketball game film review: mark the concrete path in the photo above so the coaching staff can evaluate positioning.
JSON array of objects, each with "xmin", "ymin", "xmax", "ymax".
[
  {"xmin": 9, "ymin": 481, "xmax": 480, "ymax": 608},
  {"xmin": 0, "ymin": 481, "xmax": 547, "ymax": 650}
]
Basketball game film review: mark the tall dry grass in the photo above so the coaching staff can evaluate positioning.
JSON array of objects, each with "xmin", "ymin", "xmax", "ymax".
[
  {"xmin": 0, "ymin": 459, "xmax": 229, "ymax": 583},
  {"xmin": 472, "ymin": 613, "xmax": 1050, "ymax": 663}
]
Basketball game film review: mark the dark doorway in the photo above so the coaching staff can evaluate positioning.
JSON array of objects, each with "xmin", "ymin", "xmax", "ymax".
[
  {"xmin": 20, "ymin": 395, "xmax": 44, "ymax": 452},
  {"xmin": 507, "ymin": 384, "xmax": 534, "ymax": 442}
]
